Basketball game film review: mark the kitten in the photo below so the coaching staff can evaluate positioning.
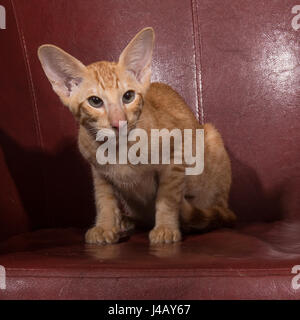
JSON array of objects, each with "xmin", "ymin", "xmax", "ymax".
[{"xmin": 38, "ymin": 27, "xmax": 236, "ymax": 245}]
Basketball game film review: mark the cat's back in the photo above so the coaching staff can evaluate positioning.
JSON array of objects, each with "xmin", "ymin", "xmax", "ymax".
[{"xmin": 144, "ymin": 82, "xmax": 200, "ymax": 129}]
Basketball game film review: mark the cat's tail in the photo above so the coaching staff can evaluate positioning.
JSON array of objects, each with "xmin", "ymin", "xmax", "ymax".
[{"xmin": 180, "ymin": 198, "xmax": 236, "ymax": 233}]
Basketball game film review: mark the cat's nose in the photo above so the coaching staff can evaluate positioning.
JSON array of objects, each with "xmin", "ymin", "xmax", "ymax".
[
  {"xmin": 111, "ymin": 120, "xmax": 121, "ymax": 129},
  {"xmin": 109, "ymin": 110, "xmax": 126, "ymax": 130}
]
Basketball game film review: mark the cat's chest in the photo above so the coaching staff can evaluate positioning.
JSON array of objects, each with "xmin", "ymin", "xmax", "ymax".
[{"xmin": 100, "ymin": 164, "xmax": 158, "ymax": 203}]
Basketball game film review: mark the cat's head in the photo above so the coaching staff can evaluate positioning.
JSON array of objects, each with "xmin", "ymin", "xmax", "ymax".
[{"xmin": 38, "ymin": 28, "xmax": 154, "ymax": 135}]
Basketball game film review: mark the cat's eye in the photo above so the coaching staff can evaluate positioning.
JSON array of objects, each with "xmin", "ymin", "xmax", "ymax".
[
  {"xmin": 122, "ymin": 90, "xmax": 135, "ymax": 104},
  {"xmin": 88, "ymin": 96, "xmax": 103, "ymax": 108}
]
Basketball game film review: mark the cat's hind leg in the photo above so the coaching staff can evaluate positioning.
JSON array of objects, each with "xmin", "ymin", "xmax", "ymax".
[{"xmin": 180, "ymin": 198, "xmax": 236, "ymax": 232}]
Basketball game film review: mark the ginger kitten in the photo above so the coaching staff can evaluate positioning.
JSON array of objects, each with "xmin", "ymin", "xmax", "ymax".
[{"xmin": 38, "ymin": 27, "xmax": 236, "ymax": 245}]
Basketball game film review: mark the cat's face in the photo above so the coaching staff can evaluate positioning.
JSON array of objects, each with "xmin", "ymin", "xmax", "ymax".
[{"xmin": 38, "ymin": 28, "xmax": 154, "ymax": 136}]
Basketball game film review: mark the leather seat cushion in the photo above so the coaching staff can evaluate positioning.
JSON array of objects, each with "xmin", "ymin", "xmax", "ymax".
[{"xmin": 1, "ymin": 224, "xmax": 300, "ymax": 299}]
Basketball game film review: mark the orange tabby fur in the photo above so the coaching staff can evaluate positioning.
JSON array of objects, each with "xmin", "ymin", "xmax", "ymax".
[{"xmin": 38, "ymin": 28, "xmax": 236, "ymax": 244}]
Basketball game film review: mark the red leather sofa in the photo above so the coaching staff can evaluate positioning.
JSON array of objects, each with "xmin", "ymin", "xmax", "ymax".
[{"xmin": 1, "ymin": 0, "xmax": 300, "ymax": 299}]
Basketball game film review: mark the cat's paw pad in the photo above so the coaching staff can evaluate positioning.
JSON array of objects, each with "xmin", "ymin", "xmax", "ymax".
[
  {"xmin": 85, "ymin": 226, "xmax": 120, "ymax": 245},
  {"xmin": 149, "ymin": 226, "xmax": 181, "ymax": 244}
]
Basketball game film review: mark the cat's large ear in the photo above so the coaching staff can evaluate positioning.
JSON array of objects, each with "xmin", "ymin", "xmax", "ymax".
[
  {"xmin": 38, "ymin": 45, "xmax": 87, "ymax": 99},
  {"xmin": 118, "ymin": 27, "xmax": 154, "ymax": 84}
]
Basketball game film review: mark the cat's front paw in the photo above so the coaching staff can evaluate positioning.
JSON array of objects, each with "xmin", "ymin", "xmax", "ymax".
[
  {"xmin": 149, "ymin": 225, "xmax": 182, "ymax": 244},
  {"xmin": 85, "ymin": 226, "xmax": 120, "ymax": 245}
]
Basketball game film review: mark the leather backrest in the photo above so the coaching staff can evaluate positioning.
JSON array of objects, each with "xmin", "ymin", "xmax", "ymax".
[{"xmin": 1, "ymin": 0, "xmax": 299, "ymax": 240}]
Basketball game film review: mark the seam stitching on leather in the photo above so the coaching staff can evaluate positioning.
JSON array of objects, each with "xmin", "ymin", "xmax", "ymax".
[
  {"xmin": 10, "ymin": 0, "xmax": 46, "ymax": 221},
  {"xmin": 10, "ymin": 0, "xmax": 44, "ymax": 149},
  {"xmin": 191, "ymin": 0, "xmax": 205, "ymax": 124}
]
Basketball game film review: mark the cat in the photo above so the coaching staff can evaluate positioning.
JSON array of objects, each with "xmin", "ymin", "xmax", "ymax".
[{"xmin": 38, "ymin": 27, "xmax": 236, "ymax": 245}]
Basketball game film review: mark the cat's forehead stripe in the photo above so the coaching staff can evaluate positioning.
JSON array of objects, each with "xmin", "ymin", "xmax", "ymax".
[
  {"xmin": 94, "ymin": 69, "xmax": 105, "ymax": 90},
  {"xmin": 88, "ymin": 62, "xmax": 119, "ymax": 89}
]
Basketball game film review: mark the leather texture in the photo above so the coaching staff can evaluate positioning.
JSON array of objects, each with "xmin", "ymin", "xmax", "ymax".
[{"xmin": 0, "ymin": 0, "xmax": 300, "ymax": 299}]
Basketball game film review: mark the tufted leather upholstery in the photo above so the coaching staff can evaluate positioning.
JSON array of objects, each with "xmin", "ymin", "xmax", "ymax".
[{"xmin": 0, "ymin": 0, "xmax": 300, "ymax": 299}]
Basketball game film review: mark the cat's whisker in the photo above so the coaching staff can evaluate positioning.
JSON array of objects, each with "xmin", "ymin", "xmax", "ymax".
[
  {"xmin": 127, "ymin": 119, "xmax": 146, "ymax": 131},
  {"xmin": 86, "ymin": 126, "xmax": 98, "ymax": 137}
]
